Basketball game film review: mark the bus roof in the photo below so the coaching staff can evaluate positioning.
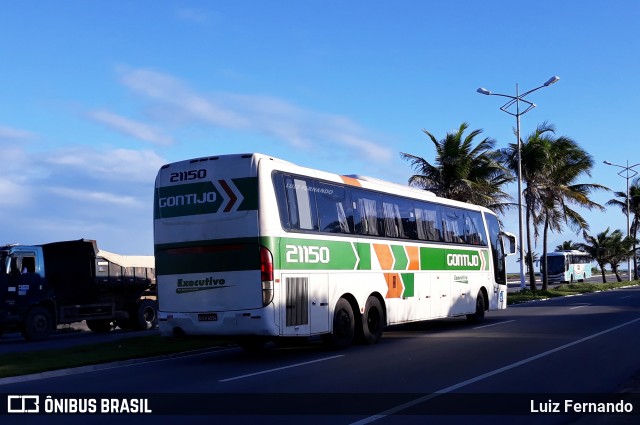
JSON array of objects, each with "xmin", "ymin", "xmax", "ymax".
[{"xmin": 158, "ymin": 152, "xmax": 497, "ymax": 215}]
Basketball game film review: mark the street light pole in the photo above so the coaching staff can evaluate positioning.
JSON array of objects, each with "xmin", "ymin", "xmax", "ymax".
[
  {"xmin": 477, "ymin": 76, "xmax": 560, "ymax": 290},
  {"xmin": 603, "ymin": 160, "xmax": 640, "ymax": 281}
]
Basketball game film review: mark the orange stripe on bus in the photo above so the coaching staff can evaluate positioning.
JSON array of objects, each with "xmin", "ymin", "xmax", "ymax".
[
  {"xmin": 339, "ymin": 175, "xmax": 362, "ymax": 187},
  {"xmin": 385, "ymin": 273, "xmax": 403, "ymax": 298},
  {"xmin": 373, "ymin": 244, "xmax": 394, "ymax": 270},
  {"xmin": 406, "ymin": 246, "xmax": 420, "ymax": 270}
]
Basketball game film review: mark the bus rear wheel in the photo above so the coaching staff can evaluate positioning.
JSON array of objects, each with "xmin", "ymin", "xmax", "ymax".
[
  {"xmin": 325, "ymin": 298, "xmax": 355, "ymax": 349},
  {"xmin": 361, "ymin": 296, "xmax": 384, "ymax": 345}
]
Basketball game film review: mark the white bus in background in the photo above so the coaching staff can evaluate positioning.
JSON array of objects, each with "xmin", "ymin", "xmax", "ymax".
[
  {"xmin": 543, "ymin": 250, "xmax": 593, "ymax": 283},
  {"xmin": 153, "ymin": 153, "xmax": 516, "ymax": 350}
]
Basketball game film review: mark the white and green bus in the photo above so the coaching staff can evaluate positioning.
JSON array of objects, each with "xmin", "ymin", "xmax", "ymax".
[{"xmin": 154, "ymin": 153, "xmax": 516, "ymax": 349}]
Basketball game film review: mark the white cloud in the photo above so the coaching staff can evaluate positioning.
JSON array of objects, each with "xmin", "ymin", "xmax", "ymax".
[
  {"xmin": 118, "ymin": 68, "xmax": 394, "ymax": 162},
  {"xmin": 48, "ymin": 187, "xmax": 141, "ymax": 207},
  {"xmin": 89, "ymin": 109, "xmax": 173, "ymax": 145},
  {"xmin": 45, "ymin": 147, "xmax": 165, "ymax": 183},
  {"xmin": 0, "ymin": 124, "xmax": 35, "ymax": 141}
]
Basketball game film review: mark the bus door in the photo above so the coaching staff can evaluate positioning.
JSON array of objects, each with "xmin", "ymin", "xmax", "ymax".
[{"xmin": 280, "ymin": 274, "xmax": 329, "ymax": 336}]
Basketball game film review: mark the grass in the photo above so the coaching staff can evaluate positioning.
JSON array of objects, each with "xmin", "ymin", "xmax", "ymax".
[
  {"xmin": 507, "ymin": 280, "xmax": 640, "ymax": 304},
  {"xmin": 0, "ymin": 335, "xmax": 232, "ymax": 379}
]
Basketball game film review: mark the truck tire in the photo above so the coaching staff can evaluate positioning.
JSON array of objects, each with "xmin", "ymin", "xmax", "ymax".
[
  {"xmin": 86, "ymin": 319, "xmax": 113, "ymax": 333},
  {"xmin": 134, "ymin": 299, "xmax": 158, "ymax": 330},
  {"xmin": 22, "ymin": 306, "xmax": 53, "ymax": 341}
]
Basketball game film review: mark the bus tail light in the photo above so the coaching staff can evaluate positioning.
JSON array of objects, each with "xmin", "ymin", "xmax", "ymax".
[{"xmin": 260, "ymin": 246, "xmax": 274, "ymax": 306}]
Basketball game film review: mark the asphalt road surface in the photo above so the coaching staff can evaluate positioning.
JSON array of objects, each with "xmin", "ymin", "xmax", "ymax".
[{"xmin": 1, "ymin": 286, "xmax": 639, "ymax": 425}]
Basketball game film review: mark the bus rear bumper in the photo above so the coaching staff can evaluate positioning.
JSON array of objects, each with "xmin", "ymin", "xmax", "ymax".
[{"xmin": 158, "ymin": 307, "xmax": 278, "ymax": 338}]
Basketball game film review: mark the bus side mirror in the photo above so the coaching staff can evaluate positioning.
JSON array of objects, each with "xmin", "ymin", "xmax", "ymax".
[{"xmin": 501, "ymin": 232, "xmax": 517, "ymax": 255}]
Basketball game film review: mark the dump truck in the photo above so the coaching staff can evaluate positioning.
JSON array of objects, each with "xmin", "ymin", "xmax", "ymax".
[{"xmin": 0, "ymin": 239, "xmax": 156, "ymax": 341}]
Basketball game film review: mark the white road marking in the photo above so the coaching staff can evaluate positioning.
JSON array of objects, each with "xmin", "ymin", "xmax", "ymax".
[
  {"xmin": 473, "ymin": 320, "xmax": 515, "ymax": 330},
  {"xmin": 219, "ymin": 355, "xmax": 345, "ymax": 382},
  {"xmin": 351, "ymin": 317, "xmax": 640, "ymax": 424},
  {"xmin": 569, "ymin": 304, "xmax": 590, "ymax": 310}
]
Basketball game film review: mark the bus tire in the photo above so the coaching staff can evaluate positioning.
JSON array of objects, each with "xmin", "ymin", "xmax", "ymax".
[
  {"xmin": 326, "ymin": 298, "xmax": 355, "ymax": 349},
  {"xmin": 466, "ymin": 291, "xmax": 485, "ymax": 324},
  {"xmin": 22, "ymin": 306, "xmax": 53, "ymax": 341},
  {"xmin": 361, "ymin": 296, "xmax": 384, "ymax": 345}
]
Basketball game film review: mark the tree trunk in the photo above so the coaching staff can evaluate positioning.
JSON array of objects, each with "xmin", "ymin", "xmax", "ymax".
[
  {"xmin": 526, "ymin": 202, "xmax": 537, "ymax": 291},
  {"xmin": 612, "ymin": 265, "xmax": 622, "ymax": 282},
  {"xmin": 542, "ymin": 219, "xmax": 550, "ymax": 291}
]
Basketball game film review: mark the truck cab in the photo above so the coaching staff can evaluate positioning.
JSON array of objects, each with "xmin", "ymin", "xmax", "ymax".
[{"xmin": 0, "ymin": 245, "xmax": 48, "ymax": 338}]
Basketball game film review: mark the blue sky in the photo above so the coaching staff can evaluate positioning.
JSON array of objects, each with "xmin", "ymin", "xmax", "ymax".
[{"xmin": 1, "ymin": 1, "xmax": 639, "ymax": 272}]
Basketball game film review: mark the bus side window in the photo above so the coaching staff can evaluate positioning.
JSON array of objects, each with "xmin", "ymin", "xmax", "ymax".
[
  {"xmin": 382, "ymin": 198, "xmax": 403, "ymax": 238},
  {"xmin": 415, "ymin": 202, "xmax": 442, "ymax": 242},
  {"xmin": 442, "ymin": 207, "xmax": 464, "ymax": 244},
  {"xmin": 464, "ymin": 211, "xmax": 488, "ymax": 245},
  {"xmin": 284, "ymin": 176, "xmax": 318, "ymax": 231},
  {"xmin": 273, "ymin": 173, "xmax": 291, "ymax": 230},
  {"xmin": 316, "ymin": 182, "xmax": 352, "ymax": 234},
  {"xmin": 352, "ymin": 190, "xmax": 381, "ymax": 236}
]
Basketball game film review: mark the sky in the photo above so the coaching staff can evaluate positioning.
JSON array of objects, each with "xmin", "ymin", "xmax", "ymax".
[{"xmin": 1, "ymin": 1, "xmax": 639, "ymax": 272}]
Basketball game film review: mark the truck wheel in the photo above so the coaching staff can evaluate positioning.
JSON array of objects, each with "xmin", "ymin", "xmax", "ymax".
[
  {"xmin": 134, "ymin": 299, "xmax": 158, "ymax": 330},
  {"xmin": 22, "ymin": 306, "xmax": 53, "ymax": 341},
  {"xmin": 86, "ymin": 319, "xmax": 113, "ymax": 333}
]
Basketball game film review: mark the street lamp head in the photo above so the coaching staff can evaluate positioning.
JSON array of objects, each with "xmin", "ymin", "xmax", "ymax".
[
  {"xmin": 603, "ymin": 160, "xmax": 613, "ymax": 165},
  {"xmin": 476, "ymin": 88, "xmax": 492, "ymax": 95},
  {"xmin": 544, "ymin": 76, "xmax": 560, "ymax": 86}
]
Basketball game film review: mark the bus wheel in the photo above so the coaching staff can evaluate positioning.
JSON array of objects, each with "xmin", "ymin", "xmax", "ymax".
[
  {"xmin": 361, "ymin": 296, "xmax": 384, "ymax": 345},
  {"xmin": 466, "ymin": 292, "xmax": 485, "ymax": 324},
  {"xmin": 22, "ymin": 306, "xmax": 53, "ymax": 341},
  {"xmin": 326, "ymin": 298, "xmax": 355, "ymax": 349}
]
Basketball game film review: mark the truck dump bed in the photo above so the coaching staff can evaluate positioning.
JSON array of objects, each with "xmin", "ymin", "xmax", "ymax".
[{"xmin": 42, "ymin": 239, "xmax": 155, "ymax": 305}]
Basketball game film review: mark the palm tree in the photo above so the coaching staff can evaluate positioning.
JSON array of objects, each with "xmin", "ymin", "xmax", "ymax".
[
  {"xmin": 499, "ymin": 123, "xmax": 607, "ymax": 290},
  {"xmin": 499, "ymin": 123, "xmax": 555, "ymax": 290},
  {"xmin": 606, "ymin": 177, "xmax": 640, "ymax": 279},
  {"xmin": 400, "ymin": 122, "xmax": 514, "ymax": 213},
  {"xmin": 605, "ymin": 230, "xmax": 635, "ymax": 282},
  {"xmin": 578, "ymin": 228, "xmax": 616, "ymax": 283},
  {"xmin": 535, "ymin": 136, "xmax": 607, "ymax": 290},
  {"xmin": 556, "ymin": 240, "xmax": 580, "ymax": 251}
]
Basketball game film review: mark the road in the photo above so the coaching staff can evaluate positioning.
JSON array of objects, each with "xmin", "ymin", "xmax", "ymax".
[{"xmin": 1, "ymin": 287, "xmax": 639, "ymax": 425}]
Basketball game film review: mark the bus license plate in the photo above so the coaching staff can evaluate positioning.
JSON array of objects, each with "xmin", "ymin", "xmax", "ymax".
[{"xmin": 198, "ymin": 313, "xmax": 218, "ymax": 322}]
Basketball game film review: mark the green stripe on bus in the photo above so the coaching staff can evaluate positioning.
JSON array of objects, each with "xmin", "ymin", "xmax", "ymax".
[
  {"xmin": 401, "ymin": 273, "xmax": 415, "ymax": 297},
  {"xmin": 391, "ymin": 245, "xmax": 408, "ymax": 270}
]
